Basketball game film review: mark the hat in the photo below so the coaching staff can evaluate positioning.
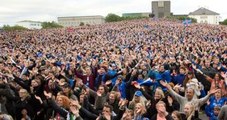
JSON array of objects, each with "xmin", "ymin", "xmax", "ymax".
[
  {"xmin": 117, "ymin": 75, "xmax": 124, "ymax": 80},
  {"xmin": 111, "ymin": 63, "xmax": 117, "ymax": 67},
  {"xmin": 135, "ymin": 90, "xmax": 143, "ymax": 97}
]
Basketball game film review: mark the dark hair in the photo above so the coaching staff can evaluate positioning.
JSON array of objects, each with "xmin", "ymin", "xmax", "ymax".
[
  {"xmin": 172, "ymin": 111, "xmax": 183, "ymax": 120},
  {"xmin": 98, "ymin": 115, "xmax": 108, "ymax": 120},
  {"xmin": 99, "ymin": 85, "xmax": 109, "ymax": 94},
  {"xmin": 103, "ymin": 104, "xmax": 113, "ymax": 113}
]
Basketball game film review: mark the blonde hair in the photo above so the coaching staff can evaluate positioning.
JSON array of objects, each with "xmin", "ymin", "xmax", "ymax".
[
  {"xmin": 135, "ymin": 103, "xmax": 147, "ymax": 115},
  {"xmin": 185, "ymin": 103, "xmax": 195, "ymax": 120},
  {"xmin": 128, "ymin": 93, "xmax": 147, "ymax": 110},
  {"xmin": 19, "ymin": 88, "xmax": 30, "ymax": 98},
  {"xmin": 155, "ymin": 87, "xmax": 165, "ymax": 99},
  {"xmin": 156, "ymin": 100, "xmax": 166, "ymax": 108},
  {"xmin": 131, "ymin": 93, "xmax": 147, "ymax": 106}
]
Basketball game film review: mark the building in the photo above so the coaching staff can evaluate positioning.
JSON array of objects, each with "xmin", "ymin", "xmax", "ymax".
[
  {"xmin": 189, "ymin": 7, "xmax": 220, "ymax": 25},
  {"xmin": 16, "ymin": 20, "xmax": 42, "ymax": 29},
  {"xmin": 58, "ymin": 15, "xmax": 105, "ymax": 27},
  {"xmin": 152, "ymin": 0, "xmax": 171, "ymax": 18},
  {"xmin": 122, "ymin": 12, "xmax": 151, "ymax": 18}
]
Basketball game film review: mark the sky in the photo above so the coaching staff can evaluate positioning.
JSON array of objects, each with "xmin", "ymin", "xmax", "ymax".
[{"xmin": 0, "ymin": 0, "xmax": 226, "ymax": 26}]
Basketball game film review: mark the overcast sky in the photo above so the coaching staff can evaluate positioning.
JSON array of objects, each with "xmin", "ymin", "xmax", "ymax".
[{"xmin": 0, "ymin": 0, "xmax": 226, "ymax": 26}]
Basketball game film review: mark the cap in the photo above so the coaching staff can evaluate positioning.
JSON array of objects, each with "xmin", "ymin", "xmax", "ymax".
[
  {"xmin": 117, "ymin": 75, "xmax": 124, "ymax": 80},
  {"xmin": 135, "ymin": 90, "xmax": 142, "ymax": 97}
]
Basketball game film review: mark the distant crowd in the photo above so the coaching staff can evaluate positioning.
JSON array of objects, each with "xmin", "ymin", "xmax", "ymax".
[{"xmin": 0, "ymin": 18, "xmax": 227, "ymax": 120}]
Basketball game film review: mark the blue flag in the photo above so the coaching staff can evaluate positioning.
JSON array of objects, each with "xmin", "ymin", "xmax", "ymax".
[
  {"xmin": 139, "ymin": 78, "xmax": 154, "ymax": 86},
  {"xmin": 183, "ymin": 19, "xmax": 192, "ymax": 26}
]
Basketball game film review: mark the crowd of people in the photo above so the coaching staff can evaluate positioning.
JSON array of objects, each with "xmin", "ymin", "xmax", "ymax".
[{"xmin": 0, "ymin": 18, "xmax": 227, "ymax": 120}]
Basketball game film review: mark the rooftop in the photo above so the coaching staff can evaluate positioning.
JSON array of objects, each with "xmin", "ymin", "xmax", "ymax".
[
  {"xmin": 58, "ymin": 15, "xmax": 104, "ymax": 19},
  {"xmin": 17, "ymin": 20, "xmax": 42, "ymax": 23},
  {"xmin": 189, "ymin": 7, "xmax": 219, "ymax": 15}
]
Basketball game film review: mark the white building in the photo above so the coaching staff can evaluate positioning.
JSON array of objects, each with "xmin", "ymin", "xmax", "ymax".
[
  {"xmin": 189, "ymin": 7, "xmax": 220, "ymax": 25},
  {"xmin": 58, "ymin": 15, "xmax": 105, "ymax": 27},
  {"xmin": 16, "ymin": 20, "xmax": 42, "ymax": 29}
]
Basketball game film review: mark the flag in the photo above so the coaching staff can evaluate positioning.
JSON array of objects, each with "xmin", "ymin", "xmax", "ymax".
[
  {"xmin": 139, "ymin": 78, "xmax": 154, "ymax": 86},
  {"xmin": 20, "ymin": 66, "xmax": 27, "ymax": 78},
  {"xmin": 183, "ymin": 19, "xmax": 192, "ymax": 26}
]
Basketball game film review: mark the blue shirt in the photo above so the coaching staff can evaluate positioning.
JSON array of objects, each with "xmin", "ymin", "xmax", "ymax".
[
  {"xmin": 205, "ymin": 96, "xmax": 226, "ymax": 118},
  {"xmin": 118, "ymin": 81, "xmax": 126, "ymax": 99},
  {"xmin": 172, "ymin": 74, "xmax": 186, "ymax": 85}
]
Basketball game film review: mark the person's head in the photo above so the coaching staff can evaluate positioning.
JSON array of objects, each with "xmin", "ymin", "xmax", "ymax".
[
  {"xmin": 21, "ymin": 108, "xmax": 28, "ymax": 116},
  {"xmin": 56, "ymin": 95, "xmax": 70, "ymax": 109},
  {"xmin": 204, "ymin": 60, "xmax": 211, "ymax": 68},
  {"xmin": 85, "ymin": 67, "xmax": 92, "ymax": 75},
  {"xmin": 156, "ymin": 101, "xmax": 166, "ymax": 114},
  {"xmin": 98, "ymin": 85, "xmax": 107, "ymax": 95},
  {"xmin": 134, "ymin": 90, "xmax": 142, "ymax": 103},
  {"xmin": 195, "ymin": 58, "xmax": 201, "ymax": 64},
  {"xmin": 79, "ymin": 93, "xmax": 85, "ymax": 104},
  {"xmin": 158, "ymin": 65, "xmax": 165, "ymax": 72},
  {"xmin": 31, "ymin": 79, "xmax": 39, "ymax": 88},
  {"xmin": 102, "ymin": 104, "xmax": 113, "ymax": 116},
  {"xmin": 214, "ymin": 89, "xmax": 222, "ymax": 99},
  {"xmin": 171, "ymin": 111, "xmax": 183, "ymax": 120},
  {"xmin": 19, "ymin": 88, "xmax": 29, "ymax": 99},
  {"xmin": 62, "ymin": 83, "xmax": 71, "ymax": 95},
  {"xmin": 56, "ymin": 95, "xmax": 63, "ymax": 107},
  {"xmin": 117, "ymin": 75, "xmax": 124, "ymax": 83},
  {"xmin": 134, "ymin": 103, "xmax": 146, "ymax": 115},
  {"xmin": 47, "ymin": 79, "xmax": 56, "ymax": 88},
  {"xmin": 213, "ymin": 105, "xmax": 221, "ymax": 116},
  {"xmin": 99, "ymin": 66, "xmax": 107, "ymax": 74},
  {"xmin": 179, "ymin": 67, "xmax": 186, "ymax": 74},
  {"xmin": 122, "ymin": 109, "xmax": 134, "ymax": 120},
  {"xmin": 187, "ymin": 72, "xmax": 194, "ymax": 79},
  {"xmin": 111, "ymin": 63, "xmax": 117, "ymax": 70},
  {"xmin": 137, "ymin": 74, "xmax": 144, "ymax": 80},
  {"xmin": 154, "ymin": 87, "xmax": 165, "ymax": 100},
  {"xmin": 185, "ymin": 88, "xmax": 195, "ymax": 101},
  {"xmin": 213, "ymin": 57, "xmax": 220, "ymax": 64},
  {"xmin": 183, "ymin": 103, "xmax": 195, "ymax": 118},
  {"xmin": 69, "ymin": 99, "xmax": 79, "ymax": 111},
  {"xmin": 214, "ymin": 73, "xmax": 222, "ymax": 81},
  {"xmin": 108, "ymin": 91, "xmax": 116, "ymax": 104}
]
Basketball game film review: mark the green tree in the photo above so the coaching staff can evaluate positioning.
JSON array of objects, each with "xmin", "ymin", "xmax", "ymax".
[
  {"xmin": 41, "ymin": 21, "xmax": 63, "ymax": 29},
  {"xmin": 122, "ymin": 16, "xmax": 148, "ymax": 20},
  {"xmin": 167, "ymin": 16, "xmax": 197, "ymax": 23},
  {"xmin": 2, "ymin": 25, "xmax": 27, "ymax": 31},
  {"xmin": 105, "ymin": 13, "xmax": 122, "ymax": 22},
  {"xmin": 220, "ymin": 19, "xmax": 227, "ymax": 25},
  {"xmin": 79, "ymin": 22, "xmax": 85, "ymax": 26}
]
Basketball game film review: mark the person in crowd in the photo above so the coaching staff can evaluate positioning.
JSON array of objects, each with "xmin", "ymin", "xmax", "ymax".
[
  {"xmin": 160, "ymin": 80, "xmax": 219, "ymax": 111},
  {"xmin": 183, "ymin": 103, "xmax": 201, "ymax": 120},
  {"xmin": 218, "ymin": 105, "xmax": 227, "ymax": 120},
  {"xmin": 150, "ymin": 101, "xmax": 173, "ymax": 120},
  {"xmin": 205, "ymin": 89, "xmax": 226, "ymax": 120},
  {"xmin": 0, "ymin": 18, "xmax": 226, "ymax": 120},
  {"xmin": 128, "ymin": 90, "xmax": 147, "ymax": 111},
  {"xmin": 171, "ymin": 110, "xmax": 185, "ymax": 120}
]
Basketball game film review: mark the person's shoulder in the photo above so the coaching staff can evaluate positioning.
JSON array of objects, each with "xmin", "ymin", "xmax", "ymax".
[{"xmin": 222, "ymin": 105, "xmax": 227, "ymax": 109}]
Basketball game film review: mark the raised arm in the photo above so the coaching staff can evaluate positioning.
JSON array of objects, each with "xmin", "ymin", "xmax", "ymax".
[{"xmin": 160, "ymin": 80, "xmax": 184, "ymax": 104}]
